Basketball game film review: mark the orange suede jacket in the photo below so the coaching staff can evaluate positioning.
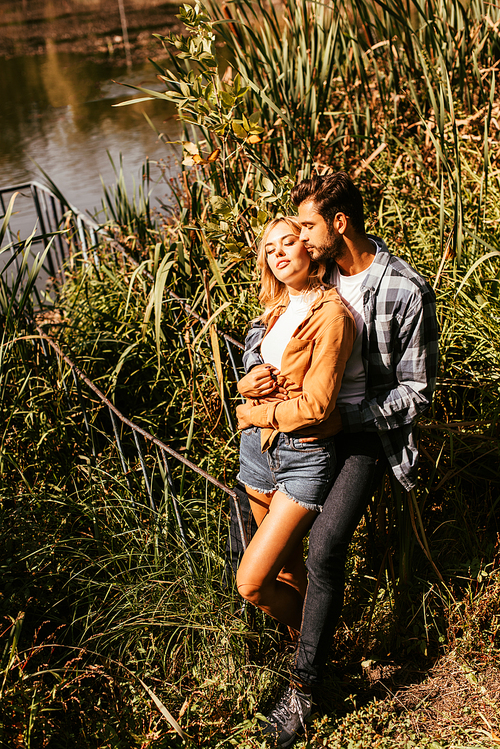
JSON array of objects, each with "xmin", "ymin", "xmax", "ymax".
[{"xmin": 237, "ymin": 287, "xmax": 356, "ymax": 451}]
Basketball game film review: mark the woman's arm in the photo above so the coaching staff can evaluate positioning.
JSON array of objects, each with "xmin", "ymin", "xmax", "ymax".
[{"xmin": 237, "ymin": 363, "xmax": 289, "ymax": 400}]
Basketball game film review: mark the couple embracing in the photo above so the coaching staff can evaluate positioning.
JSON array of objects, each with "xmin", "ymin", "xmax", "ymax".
[{"xmin": 234, "ymin": 172, "xmax": 438, "ymax": 747}]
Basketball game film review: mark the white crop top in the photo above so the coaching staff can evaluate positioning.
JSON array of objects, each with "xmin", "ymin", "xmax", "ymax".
[{"xmin": 260, "ymin": 290, "xmax": 318, "ymax": 370}]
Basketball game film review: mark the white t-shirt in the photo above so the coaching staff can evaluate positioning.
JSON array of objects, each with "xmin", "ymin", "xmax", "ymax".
[
  {"xmin": 260, "ymin": 290, "xmax": 318, "ymax": 370},
  {"xmin": 332, "ymin": 244, "xmax": 378, "ymax": 405}
]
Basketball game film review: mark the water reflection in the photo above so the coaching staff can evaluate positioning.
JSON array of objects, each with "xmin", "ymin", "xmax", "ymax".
[{"xmin": 0, "ymin": 47, "xmax": 182, "ymax": 219}]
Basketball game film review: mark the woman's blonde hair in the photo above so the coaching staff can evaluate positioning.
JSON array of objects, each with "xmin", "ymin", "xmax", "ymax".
[{"xmin": 256, "ymin": 216, "xmax": 330, "ymax": 325}]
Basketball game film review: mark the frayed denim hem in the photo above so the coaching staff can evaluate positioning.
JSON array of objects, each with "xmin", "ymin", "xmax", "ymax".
[
  {"xmin": 236, "ymin": 474, "xmax": 274, "ymax": 496},
  {"xmin": 277, "ymin": 483, "xmax": 323, "ymax": 513}
]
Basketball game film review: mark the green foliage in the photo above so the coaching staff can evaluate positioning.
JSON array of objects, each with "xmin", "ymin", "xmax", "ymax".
[
  {"xmin": 111, "ymin": 0, "xmax": 500, "ymax": 335},
  {"xmin": 98, "ymin": 154, "xmax": 156, "ymax": 253}
]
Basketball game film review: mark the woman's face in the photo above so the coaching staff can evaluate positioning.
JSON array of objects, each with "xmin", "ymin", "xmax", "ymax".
[{"xmin": 264, "ymin": 222, "xmax": 312, "ymax": 294}]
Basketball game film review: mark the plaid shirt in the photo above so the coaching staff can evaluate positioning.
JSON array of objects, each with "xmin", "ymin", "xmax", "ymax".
[{"xmin": 242, "ymin": 236, "xmax": 439, "ymax": 490}]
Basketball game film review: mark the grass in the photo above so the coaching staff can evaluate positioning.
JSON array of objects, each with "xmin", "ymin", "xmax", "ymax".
[{"xmin": 1, "ymin": 0, "xmax": 500, "ymax": 746}]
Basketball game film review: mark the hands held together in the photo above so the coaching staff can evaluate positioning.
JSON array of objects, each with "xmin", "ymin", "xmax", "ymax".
[{"xmin": 236, "ymin": 364, "xmax": 289, "ymax": 430}]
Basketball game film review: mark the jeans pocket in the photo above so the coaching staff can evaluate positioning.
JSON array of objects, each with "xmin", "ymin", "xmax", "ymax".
[{"xmin": 289, "ymin": 436, "xmax": 332, "ymax": 454}]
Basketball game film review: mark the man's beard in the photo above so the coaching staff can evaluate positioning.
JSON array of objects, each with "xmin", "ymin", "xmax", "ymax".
[{"xmin": 309, "ymin": 228, "xmax": 345, "ymax": 262}]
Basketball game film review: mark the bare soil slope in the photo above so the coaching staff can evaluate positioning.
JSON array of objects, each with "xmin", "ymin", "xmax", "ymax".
[{"xmin": 0, "ymin": 0, "xmax": 181, "ymax": 61}]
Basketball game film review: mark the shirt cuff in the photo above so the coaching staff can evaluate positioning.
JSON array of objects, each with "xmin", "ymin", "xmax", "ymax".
[
  {"xmin": 249, "ymin": 401, "xmax": 278, "ymax": 429},
  {"xmin": 243, "ymin": 351, "xmax": 264, "ymax": 374}
]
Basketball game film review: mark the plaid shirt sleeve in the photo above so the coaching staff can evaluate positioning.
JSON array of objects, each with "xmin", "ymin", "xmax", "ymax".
[
  {"xmin": 340, "ymin": 281, "xmax": 438, "ymax": 433},
  {"xmin": 242, "ymin": 321, "xmax": 266, "ymax": 373}
]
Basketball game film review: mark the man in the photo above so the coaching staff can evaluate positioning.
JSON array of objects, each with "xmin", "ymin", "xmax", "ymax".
[{"xmin": 238, "ymin": 172, "xmax": 438, "ymax": 747}]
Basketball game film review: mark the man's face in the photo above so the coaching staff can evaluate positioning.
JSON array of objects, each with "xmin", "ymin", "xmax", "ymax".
[{"xmin": 298, "ymin": 200, "xmax": 345, "ymax": 262}]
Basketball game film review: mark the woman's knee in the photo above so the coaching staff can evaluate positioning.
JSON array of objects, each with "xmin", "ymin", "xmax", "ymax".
[
  {"xmin": 237, "ymin": 578, "xmax": 264, "ymax": 606},
  {"xmin": 237, "ymin": 564, "xmax": 272, "ymax": 605}
]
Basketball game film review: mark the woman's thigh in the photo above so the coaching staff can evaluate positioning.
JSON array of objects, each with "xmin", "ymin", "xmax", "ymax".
[
  {"xmin": 246, "ymin": 486, "xmax": 274, "ymax": 526},
  {"xmin": 238, "ymin": 427, "xmax": 335, "ymax": 513},
  {"xmin": 237, "ymin": 490, "xmax": 317, "ymax": 590},
  {"xmin": 238, "ymin": 427, "xmax": 275, "ymax": 525},
  {"xmin": 237, "ymin": 427, "xmax": 275, "ymax": 495}
]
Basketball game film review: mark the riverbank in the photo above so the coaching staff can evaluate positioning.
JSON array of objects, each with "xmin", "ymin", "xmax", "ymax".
[{"xmin": 0, "ymin": 0, "xmax": 181, "ymax": 63}]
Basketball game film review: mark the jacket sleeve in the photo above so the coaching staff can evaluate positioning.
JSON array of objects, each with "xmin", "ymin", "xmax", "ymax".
[
  {"xmin": 242, "ymin": 313, "xmax": 356, "ymax": 432},
  {"xmin": 242, "ymin": 321, "xmax": 266, "ymax": 373},
  {"xmin": 340, "ymin": 284, "xmax": 438, "ymax": 432}
]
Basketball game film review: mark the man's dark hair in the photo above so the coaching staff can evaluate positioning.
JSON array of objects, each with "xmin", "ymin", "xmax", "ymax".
[{"xmin": 291, "ymin": 172, "xmax": 365, "ymax": 234}]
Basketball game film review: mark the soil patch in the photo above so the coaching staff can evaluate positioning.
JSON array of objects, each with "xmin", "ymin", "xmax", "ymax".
[
  {"xmin": 374, "ymin": 654, "xmax": 500, "ymax": 744},
  {"xmin": 0, "ymin": 0, "xmax": 182, "ymax": 63}
]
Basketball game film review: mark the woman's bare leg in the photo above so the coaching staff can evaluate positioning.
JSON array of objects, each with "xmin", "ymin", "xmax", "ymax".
[
  {"xmin": 246, "ymin": 486, "xmax": 273, "ymax": 526},
  {"xmin": 237, "ymin": 490, "xmax": 317, "ymax": 632},
  {"xmin": 246, "ymin": 487, "xmax": 308, "ymax": 598},
  {"xmin": 277, "ymin": 539, "xmax": 308, "ymax": 597}
]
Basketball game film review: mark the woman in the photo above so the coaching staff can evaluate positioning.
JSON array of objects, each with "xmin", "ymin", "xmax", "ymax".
[{"xmin": 235, "ymin": 217, "xmax": 355, "ymax": 635}]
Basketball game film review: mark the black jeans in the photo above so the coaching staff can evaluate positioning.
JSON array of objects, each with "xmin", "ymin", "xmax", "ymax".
[{"xmin": 292, "ymin": 430, "xmax": 386, "ymax": 686}]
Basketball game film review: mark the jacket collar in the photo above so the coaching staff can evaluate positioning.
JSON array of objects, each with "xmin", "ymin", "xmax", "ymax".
[{"xmin": 269, "ymin": 287, "xmax": 339, "ymax": 326}]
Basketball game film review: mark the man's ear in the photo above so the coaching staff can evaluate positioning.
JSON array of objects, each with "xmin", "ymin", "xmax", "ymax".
[{"xmin": 334, "ymin": 212, "xmax": 349, "ymax": 235}]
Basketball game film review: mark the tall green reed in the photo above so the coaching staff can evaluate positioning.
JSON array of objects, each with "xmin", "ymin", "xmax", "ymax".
[{"xmin": 97, "ymin": 154, "xmax": 156, "ymax": 253}]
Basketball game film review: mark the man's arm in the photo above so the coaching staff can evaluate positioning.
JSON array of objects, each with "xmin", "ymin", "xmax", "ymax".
[
  {"xmin": 242, "ymin": 321, "xmax": 266, "ymax": 373},
  {"xmin": 238, "ymin": 322, "xmax": 288, "ymax": 400},
  {"xmin": 340, "ymin": 284, "xmax": 438, "ymax": 432}
]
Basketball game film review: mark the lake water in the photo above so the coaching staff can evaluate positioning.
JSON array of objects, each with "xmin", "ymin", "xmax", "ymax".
[
  {"xmin": 0, "ymin": 53, "xmax": 182, "ymax": 218},
  {"xmin": 0, "ymin": 0, "xmax": 184, "ymax": 236}
]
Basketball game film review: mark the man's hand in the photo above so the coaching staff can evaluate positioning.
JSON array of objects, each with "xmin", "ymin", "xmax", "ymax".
[
  {"xmin": 236, "ymin": 401, "xmax": 255, "ymax": 430},
  {"xmin": 237, "ymin": 364, "xmax": 288, "ymax": 400}
]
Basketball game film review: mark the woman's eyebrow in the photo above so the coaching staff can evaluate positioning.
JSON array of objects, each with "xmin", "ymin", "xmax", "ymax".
[{"xmin": 264, "ymin": 233, "xmax": 298, "ymax": 248}]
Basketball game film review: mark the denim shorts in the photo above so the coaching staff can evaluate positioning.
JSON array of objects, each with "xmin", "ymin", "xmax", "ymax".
[{"xmin": 237, "ymin": 427, "xmax": 336, "ymax": 513}]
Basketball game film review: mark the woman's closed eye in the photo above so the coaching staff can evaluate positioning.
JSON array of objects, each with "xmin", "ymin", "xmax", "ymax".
[{"xmin": 265, "ymin": 234, "xmax": 301, "ymax": 256}]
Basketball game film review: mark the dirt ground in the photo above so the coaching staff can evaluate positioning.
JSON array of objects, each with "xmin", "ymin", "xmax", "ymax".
[
  {"xmin": 0, "ymin": 0, "xmax": 183, "ymax": 62},
  {"xmin": 367, "ymin": 653, "xmax": 500, "ymax": 745}
]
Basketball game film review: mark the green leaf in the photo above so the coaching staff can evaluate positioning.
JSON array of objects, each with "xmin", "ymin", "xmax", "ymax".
[
  {"xmin": 0, "ymin": 192, "xmax": 18, "ymax": 247},
  {"xmin": 200, "ymin": 235, "xmax": 229, "ymax": 299},
  {"xmin": 220, "ymin": 91, "xmax": 236, "ymax": 109},
  {"xmin": 232, "ymin": 121, "xmax": 248, "ymax": 138},
  {"xmin": 112, "ymin": 97, "xmax": 155, "ymax": 107},
  {"xmin": 153, "ymin": 253, "xmax": 176, "ymax": 368},
  {"xmin": 210, "ymin": 196, "xmax": 231, "ymax": 215}
]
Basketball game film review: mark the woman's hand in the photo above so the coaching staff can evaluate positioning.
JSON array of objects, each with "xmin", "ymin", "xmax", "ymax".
[
  {"xmin": 237, "ymin": 364, "xmax": 288, "ymax": 400},
  {"xmin": 236, "ymin": 402, "xmax": 255, "ymax": 430}
]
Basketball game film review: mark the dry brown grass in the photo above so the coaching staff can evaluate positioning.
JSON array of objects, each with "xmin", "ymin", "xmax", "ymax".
[{"xmin": 385, "ymin": 654, "xmax": 500, "ymax": 745}]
